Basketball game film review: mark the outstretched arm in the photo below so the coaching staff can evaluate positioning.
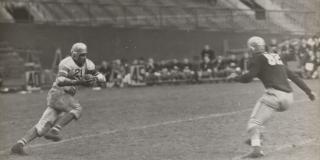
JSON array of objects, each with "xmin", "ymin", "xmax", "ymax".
[
  {"xmin": 286, "ymin": 68, "xmax": 316, "ymax": 101},
  {"xmin": 234, "ymin": 56, "xmax": 262, "ymax": 83}
]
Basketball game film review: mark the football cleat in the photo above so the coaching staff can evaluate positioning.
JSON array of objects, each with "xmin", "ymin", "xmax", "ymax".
[
  {"xmin": 244, "ymin": 134, "xmax": 265, "ymax": 146},
  {"xmin": 11, "ymin": 142, "xmax": 27, "ymax": 155},
  {"xmin": 242, "ymin": 146, "xmax": 265, "ymax": 159},
  {"xmin": 44, "ymin": 131, "xmax": 62, "ymax": 142}
]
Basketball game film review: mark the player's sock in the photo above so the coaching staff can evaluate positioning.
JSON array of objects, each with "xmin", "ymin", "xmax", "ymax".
[
  {"xmin": 248, "ymin": 126, "xmax": 262, "ymax": 147},
  {"xmin": 250, "ymin": 132, "xmax": 261, "ymax": 147},
  {"xmin": 51, "ymin": 112, "xmax": 75, "ymax": 133},
  {"xmin": 50, "ymin": 125, "xmax": 62, "ymax": 135},
  {"xmin": 17, "ymin": 127, "xmax": 39, "ymax": 146}
]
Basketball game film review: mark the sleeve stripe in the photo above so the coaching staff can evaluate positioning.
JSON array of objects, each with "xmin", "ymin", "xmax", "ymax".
[
  {"xmin": 58, "ymin": 71, "xmax": 68, "ymax": 77},
  {"xmin": 59, "ymin": 70, "xmax": 68, "ymax": 74}
]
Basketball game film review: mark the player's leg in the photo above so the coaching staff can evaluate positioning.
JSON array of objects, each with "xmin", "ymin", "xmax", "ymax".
[
  {"xmin": 243, "ymin": 98, "xmax": 277, "ymax": 158},
  {"xmin": 11, "ymin": 127, "xmax": 38, "ymax": 155},
  {"xmin": 49, "ymin": 112, "xmax": 76, "ymax": 135},
  {"xmin": 11, "ymin": 107, "xmax": 58, "ymax": 155},
  {"xmin": 45, "ymin": 94, "xmax": 82, "ymax": 139},
  {"xmin": 247, "ymin": 100, "xmax": 275, "ymax": 145}
]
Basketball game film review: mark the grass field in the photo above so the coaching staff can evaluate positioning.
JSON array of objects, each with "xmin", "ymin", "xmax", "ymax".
[{"xmin": 0, "ymin": 80, "xmax": 319, "ymax": 160}]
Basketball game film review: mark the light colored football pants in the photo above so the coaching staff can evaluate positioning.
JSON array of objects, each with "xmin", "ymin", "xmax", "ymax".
[{"xmin": 247, "ymin": 88, "xmax": 293, "ymax": 146}]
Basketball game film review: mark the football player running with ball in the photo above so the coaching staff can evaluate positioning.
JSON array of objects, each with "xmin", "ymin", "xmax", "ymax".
[
  {"xmin": 229, "ymin": 36, "xmax": 316, "ymax": 158},
  {"xmin": 11, "ymin": 42, "xmax": 106, "ymax": 155}
]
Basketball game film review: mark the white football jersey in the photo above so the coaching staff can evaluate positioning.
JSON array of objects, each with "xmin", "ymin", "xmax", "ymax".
[{"xmin": 52, "ymin": 56, "xmax": 95, "ymax": 90}]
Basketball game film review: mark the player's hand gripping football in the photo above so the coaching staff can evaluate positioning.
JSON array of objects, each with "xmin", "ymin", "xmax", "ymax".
[
  {"xmin": 78, "ymin": 74, "xmax": 96, "ymax": 87},
  {"xmin": 307, "ymin": 91, "xmax": 317, "ymax": 101}
]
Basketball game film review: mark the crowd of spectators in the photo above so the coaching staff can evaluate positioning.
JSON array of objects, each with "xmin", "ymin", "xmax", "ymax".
[
  {"xmin": 96, "ymin": 36, "xmax": 320, "ymax": 88},
  {"xmin": 272, "ymin": 36, "xmax": 320, "ymax": 79},
  {"xmin": 97, "ymin": 47, "xmax": 250, "ymax": 88},
  {"xmin": 1, "ymin": 36, "xmax": 319, "ymax": 92}
]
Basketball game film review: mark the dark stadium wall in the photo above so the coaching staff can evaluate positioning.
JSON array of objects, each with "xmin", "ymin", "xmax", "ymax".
[{"xmin": 0, "ymin": 23, "xmax": 291, "ymax": 68}]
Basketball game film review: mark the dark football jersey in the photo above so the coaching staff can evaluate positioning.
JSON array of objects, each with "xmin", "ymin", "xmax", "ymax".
[{"xmin": 237, "ymin": 52, "xmax": 311, "ymax": 94}]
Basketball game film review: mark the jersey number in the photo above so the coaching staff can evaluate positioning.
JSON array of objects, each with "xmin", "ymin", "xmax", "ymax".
[
  {"xmin": 74, "ymin": 69, "xmax": 83, "ymax": 79},
  {"xmin": 263, "ymin": 53, "xmax": 284, "ymax": 66}
]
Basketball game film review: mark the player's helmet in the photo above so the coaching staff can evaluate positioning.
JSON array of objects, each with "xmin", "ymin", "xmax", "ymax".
[
  {"xmin": 71, "ymin": 42, "xmax": 87, "ymax": 66},
  {"xmin": 247, "ymin": 36, "xmax": 266, "ymax": 54}
]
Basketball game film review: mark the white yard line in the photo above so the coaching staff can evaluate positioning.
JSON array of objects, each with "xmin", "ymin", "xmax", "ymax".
[
  {"xmin": 31, "ymin": 108, "xmax": 252, "ymax": 148},
  {"xmin": 0, "ymin": 90, "xmax": 256, "ymax": 126},
  {"xmin": 0, "ymin": 107, "xmax": 252, "ymax": 155},
  {"xmin": 0, "ymin": 99, "xmax": 313, "ymax": 155}
]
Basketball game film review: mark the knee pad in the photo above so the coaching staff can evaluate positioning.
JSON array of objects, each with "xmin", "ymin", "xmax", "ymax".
[
  {"xmin": 247, "ymin": 118, "xmax": 263, "ymax": 132},
  {"xmin": 35, "ymin": 107, "xmax": 58, "ymax": 136},
  {"xmin": 70, "ymin": 105, "xmax": 82, "ymax": 120},
  {"xmin": 35, "ymin": 121, "xmax": 52, "ymax": 136}
]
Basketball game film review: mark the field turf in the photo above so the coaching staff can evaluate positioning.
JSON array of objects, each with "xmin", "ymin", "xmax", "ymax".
[{"xmin": 0, "ymin": 80, "xmax": 319, "ymax": 160}]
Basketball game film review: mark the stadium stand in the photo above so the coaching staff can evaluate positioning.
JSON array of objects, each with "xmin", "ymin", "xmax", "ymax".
[
  {"xmin": 0, "ymin": 42, "xmax": 25, "ymax": 79},
  {"xmin": 0, "ymin": 0, "xmax": 319, "ymax": 90},
  {"xmin": 0, "ymin": 0, "xmax": 318, "ymax": 33}
]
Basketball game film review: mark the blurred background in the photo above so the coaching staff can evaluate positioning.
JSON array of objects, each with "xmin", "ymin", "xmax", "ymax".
[{"xmin": 0, "ymin": 0, "xmax": 319, "ymax": 91}]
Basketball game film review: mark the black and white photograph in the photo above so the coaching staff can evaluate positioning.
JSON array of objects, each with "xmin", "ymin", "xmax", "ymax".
[{"xmin": 0, "ymin": 0, "xmax": 319, "ymax": 159}]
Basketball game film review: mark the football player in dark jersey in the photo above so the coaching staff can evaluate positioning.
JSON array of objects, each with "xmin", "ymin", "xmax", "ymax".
[{"xmin": 230, "ymin": 36, "xmax": 316, "ymax": 158}]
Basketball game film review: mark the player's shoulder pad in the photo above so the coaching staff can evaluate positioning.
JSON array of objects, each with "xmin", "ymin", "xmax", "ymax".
[
  {"xmin": 58, "ymin": 57, "xmax": 74, "ymax": 72},
  {"xmin": 59, "ymin": 56, "xmax": 73, "ymax": 67},
  {"xmin": 85, "ymin": 58, "xmax": 95, "ymax": 70}
]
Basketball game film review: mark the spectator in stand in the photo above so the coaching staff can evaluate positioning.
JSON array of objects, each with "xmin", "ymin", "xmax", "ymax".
[
  {"xmin": 110, "ymin": 59, "xmax": 125, "ymax": 87},
  {"xmin": 171, "ymin": 65, "xmax": 184, "ymax": 81},
  {"xmin": 307, "ymin": 36, "xmax": 316, "ymax": 49},
  {"xmin": 280, "ymin": 39, "xmax": 295, "ymax": 63},
  {"xmin": 311, "ymin": 50, "xmax": 320, "ymax": 79},
  {"xmin": 159, "ymin": 67, "xmax": 171, "ymax": 82},
  {"xmin": 303, "ymin": 47, "xmax": 316, "ymax": 78},
  {"xmin": 225, "ymin": 54, "xmax": 241, "ymax": 77},
  {"xmin": 157, "ymin": 60, "xmax": 167, "ymax": 71},
  {"xmin": 180, "ymin": 58, "xmax": 192, "ymax": 71},
  {"xmin": 213, "ymin": 55, "xmax": 227, "ymax": 78},
  {"xmin": 164, "ymin": 59, "xmax": 179, "ymax": 81},
  {"xmin": 99, "ymin": 61, "xmax": 112, "ymax": 83},
  {"xmin": 146, "ymin": 58, "xmax": 156, "ymax": 74},
  {"xmin": 181, "ymin": 58, "xmax": 195, "ymax": 81},
  {"xmin": 145, "ymin": 58, "xmax": 159, "ymax": 84},
  {"xmin": 198, "ymin": 56, "xmax": 214, "ymax": 79},
  {"xmin": 239, "ymin": 52, "xmax": 251, "ymax": 74},
  {"xmin": 269, "ymin": 38, "xmax": 278, "ymax": 53},
  {"xmin": 201, "ymin": 45, "xmax": 216, "ymax": 61},
  {"xmin": 166, "ymin": 59, "xmax": 179, "ymax": 71},
  {"xmin": 313, "ymin": 36, "xmax": 320, "ymax": 53},
  {"xmin": 298, "ymin": 37, "xmax": 309, "ymax": 68}
]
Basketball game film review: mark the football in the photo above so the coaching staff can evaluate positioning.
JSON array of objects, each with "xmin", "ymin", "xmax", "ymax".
[{"xmin": 83, "ymin": 74, "xmax": 96, "ymax": 86}]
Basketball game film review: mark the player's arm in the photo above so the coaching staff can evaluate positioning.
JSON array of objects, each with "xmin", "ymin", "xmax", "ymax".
[
  {"xmin": 286, "ymin": 68, "xmax": 316, "ymax": 101},
  {"xmin": 56, "ymin": 75, "xmax": 88, "ymax": 87},
  {"xmin": 234, "ymin": 56, "xmax": 262, "ymax": 83},
  {"xmin": 86, "ymin": 60, "xmax": 106, "ymax": 83},
  {"xmin": 56, "ymin": 64, "xmax": 92, "ymax": 87},
  {"xmin": 84, "ymin": 60, "xmax": 107, "ymax": 88}
]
